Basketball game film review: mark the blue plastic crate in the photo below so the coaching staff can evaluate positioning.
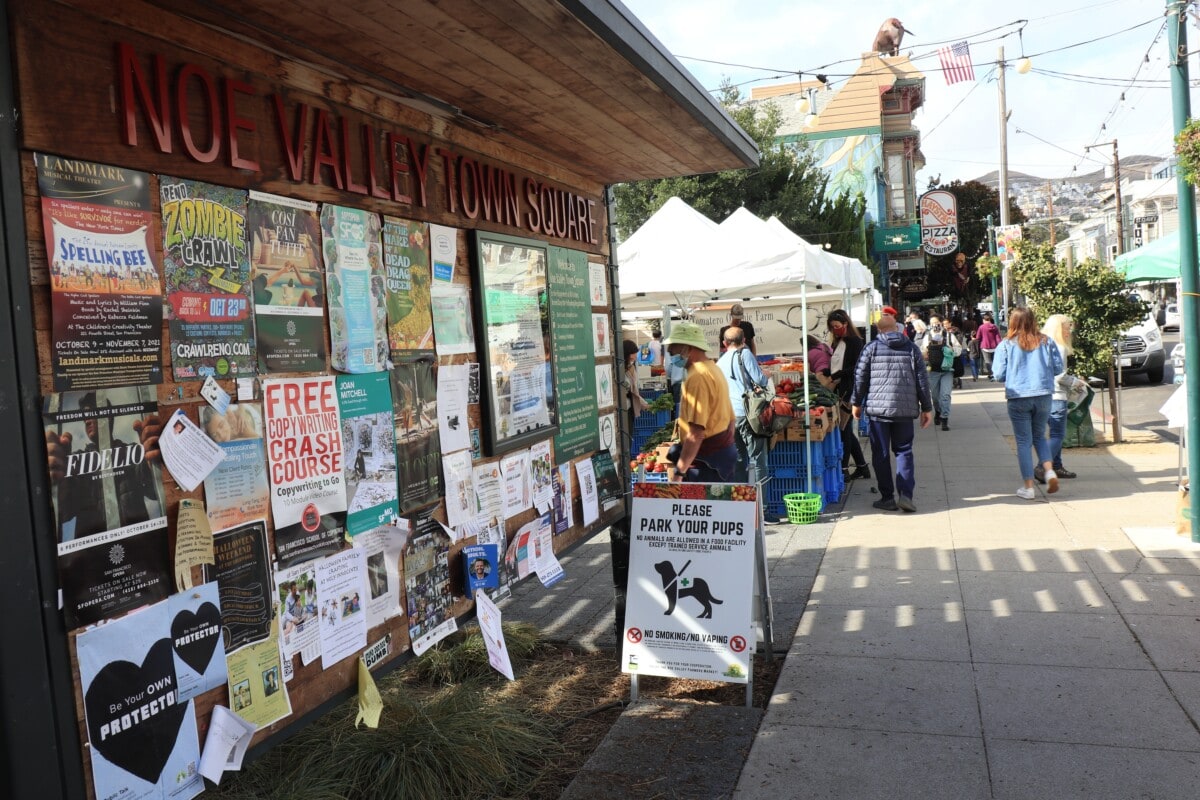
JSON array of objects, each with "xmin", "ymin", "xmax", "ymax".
[
  {"xmin": 630, "ymin": 471, "xmax": 670, "ymax": 492},
  {"xmin": 764, "ymin": 474, "xmax": 825, "ymax": 519},
  {"xmin": 634, "ymin": 408, "xmax": 672, "ymax": 433},
  {"xmin": 768, "ymin": 440, "xmax": 825, "ymax": 473},
  {"xmin": 822, "ymin": 426, "xmax": 843, "ymax": 461},
  {"xmin": 822, "ymin": 465, "xmax": 845, "ymax": 499}
]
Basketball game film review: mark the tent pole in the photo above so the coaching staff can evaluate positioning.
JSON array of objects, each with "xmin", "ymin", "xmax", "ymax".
[{"xmin": 802, "ymin": 281, "xmax": 813, "ymax": 495}]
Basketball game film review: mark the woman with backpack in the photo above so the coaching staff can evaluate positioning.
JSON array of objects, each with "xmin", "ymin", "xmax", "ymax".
[
  {"xmin": 825, "ymin": 309, "xmax": 870, "ymax": 480},
  {"xmin": 916, "ymin": 315, "xmax": 964, "ymax": 431}
]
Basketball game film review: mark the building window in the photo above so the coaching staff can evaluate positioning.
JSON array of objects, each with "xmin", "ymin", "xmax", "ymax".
[{"xmin": 887, "ymin": 152, "xmax": 907, "ymax": 221}]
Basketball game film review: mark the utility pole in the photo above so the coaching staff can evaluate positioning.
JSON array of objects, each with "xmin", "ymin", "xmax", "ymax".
[
  {"xmin": 1168, "ymin": 0, "xmax": 1199, "ymax": 542},
  {"xmin": 997, "ymin": 47, "xmax": 1011, "ymax": 316},
  {"xmin": 1046, "ymin": 180, "xmax": 1056, "ymax": 246}
]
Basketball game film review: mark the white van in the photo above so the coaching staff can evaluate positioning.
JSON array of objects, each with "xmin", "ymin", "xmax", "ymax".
[{"xmin": 1115, "ymin": 311, "xmax": 1165, "ymax": 384}]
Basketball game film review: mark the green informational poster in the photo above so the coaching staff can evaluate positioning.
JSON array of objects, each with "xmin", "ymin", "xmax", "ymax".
[
  {"xmin": 547, "ymin": 247, "xmax": 599, "ymax": 462},
  {"xmin": 337, "ymin": 373, "xmax": 399, "ymax": 536}
]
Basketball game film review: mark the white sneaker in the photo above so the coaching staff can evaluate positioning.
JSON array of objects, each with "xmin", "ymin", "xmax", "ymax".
[
  {"xmin": 1044, "ymin": 469, "xmax": 1059, "ymax": 494},
  {"xmin": 1016, "ymin": 486, "xmax": 1036, "ymax": 500}
]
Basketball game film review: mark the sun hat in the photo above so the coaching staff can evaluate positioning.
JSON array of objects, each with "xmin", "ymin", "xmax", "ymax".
[{"xmin": 663, "ymin": 322, "xmax": 710, "ymax": 353}]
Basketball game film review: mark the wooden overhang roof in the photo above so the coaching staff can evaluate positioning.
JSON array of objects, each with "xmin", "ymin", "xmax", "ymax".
[{"xmin": 151, "ymin": 0, "xmax": 760, "ymax": 184}]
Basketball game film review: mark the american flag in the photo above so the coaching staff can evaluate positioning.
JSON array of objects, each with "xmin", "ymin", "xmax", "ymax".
[{"xmin": 939, "ymin": 41, "xmax": 975, "ymax": 85}]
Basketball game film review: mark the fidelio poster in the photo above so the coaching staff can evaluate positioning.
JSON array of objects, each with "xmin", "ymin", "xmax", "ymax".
[
  {"xmin": 383, "ymin": 216, "xmax": 435, "ymax": 358},
  {"xmin": 262, "ymin": 377, "xmax": 347, "ymax": 567},
  {"xmin": 390, "ymin": 358, "xmax": 443, "ymax": 513},
  {"xmin": 36, "ymin": 153, "xmax": 163, "ymax": 390},
  {"xmin": 337, "ymin": 373, "xmax": 399, "ymax": 536},
  {"xmin": 42, "ymin": 385, "xmax": 169, "ymax": 628},
  {"xmin": 161, "ymin": 177, "xmax": 254, "ymax": 381},
  {"xmin": 321, "ymin": 204, "xmax": 387, "ymax": 374},
  {"xmin": 248, "ymin": 190, "xmax": 327, "ymax": 373}
]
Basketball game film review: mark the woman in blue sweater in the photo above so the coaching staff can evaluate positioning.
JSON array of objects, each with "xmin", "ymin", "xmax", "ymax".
[{"xmin": 992, "ymin": 307, "xmax": 1065, "ymax": 500}]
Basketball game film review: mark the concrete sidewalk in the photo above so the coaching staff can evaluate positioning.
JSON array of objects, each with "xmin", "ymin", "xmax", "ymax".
[{"xmin": 503, "ymin": 382, "xmax": 1200, "ymax": 799}]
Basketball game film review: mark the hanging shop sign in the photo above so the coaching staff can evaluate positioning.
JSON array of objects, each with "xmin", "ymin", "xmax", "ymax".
[
  {"xmin": 920, "ymin": 190, "xmax": 959, "ymax": 256},
  {"xmin": 995, "ymin": 225, "xmax": 1023, "ymax": 263}
]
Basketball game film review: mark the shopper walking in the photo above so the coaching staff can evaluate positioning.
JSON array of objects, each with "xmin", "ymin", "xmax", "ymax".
[
  {"xmin": 1038, "ymin": 314, "xmax": 1081, "ymax": 484},
  {"xmin": 825, "ymin": 309, "xmax": 869, "ymax": 481},
  {"xmin": 976, "ymin": 312, "xmax": 1002, "ymax": 377},
  {"xmin": 716, "ymin": 327, "xmax": 771, "ymax": 488},
  {"xmin": 916, "ymin": 315, "xmax": 963, "ymax": 431},
  {"xmin": 851, "ymin": 306, "xmax": 933, "ymax": 512},
  {"xmin": 664, "ymin": 322, "xmax": 738, "ymax": 483},
  {"xmin": 992, "ymin": 307, "xmax": 1064, "ymax": 500}
]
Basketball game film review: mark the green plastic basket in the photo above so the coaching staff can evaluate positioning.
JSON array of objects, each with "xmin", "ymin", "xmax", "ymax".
[{"xmin": 783, "ymin": 492, "xmax": 822, "ymax": 525}]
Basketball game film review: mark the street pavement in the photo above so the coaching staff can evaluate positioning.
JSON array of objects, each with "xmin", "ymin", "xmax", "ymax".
[{"xmin": 502, "ymin": 381, "xmax": 1200, "ymax": 799}]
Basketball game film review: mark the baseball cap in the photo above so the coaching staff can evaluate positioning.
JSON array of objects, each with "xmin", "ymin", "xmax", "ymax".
[{"xmin": 730, "ymin": 303, "xmax": 744, "ymax": 318}]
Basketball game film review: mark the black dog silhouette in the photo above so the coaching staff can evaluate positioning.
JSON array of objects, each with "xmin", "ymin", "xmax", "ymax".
[{"xmin": 654, "ymin": 560, "xmax": 723, "ymax": 619}]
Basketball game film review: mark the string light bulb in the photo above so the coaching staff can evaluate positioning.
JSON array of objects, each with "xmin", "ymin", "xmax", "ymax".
[{"xmin": 1016, "ymin": 58, "xmax": 1032, "ymax": 74}]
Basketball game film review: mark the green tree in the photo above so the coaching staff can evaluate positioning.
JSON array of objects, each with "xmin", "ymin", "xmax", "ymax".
[
  {"xmin": 613, "ymin": 82, "xmax": 867, "ymax": 262},
  {"xmin": 1011, "ymin": 241, "xmax": 1146, "ymax": 378}
]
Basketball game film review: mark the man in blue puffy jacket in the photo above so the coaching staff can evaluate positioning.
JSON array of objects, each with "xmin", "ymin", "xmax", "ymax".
[{"xmin": 851, "ymin": 306, "xmax": 933, "ymax": 512}]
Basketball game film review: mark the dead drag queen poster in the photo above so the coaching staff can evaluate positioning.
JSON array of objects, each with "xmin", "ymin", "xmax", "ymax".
[
  {"xmin": 321, "ymin": 204, "xmax": 387, "ymax": 374},
  {"xmin": 160, "ymin": 177, "xmax": 254, "ymax": 380},
  {"xmin": 76, "ymin": 600, "xmax": 203, "ymax": 800},
  {"xmin": 36, "ymin": 154, "xmax": 163, "ymax": 390},
  {"xmin": 248, "ymin": 191, "xmax": 326, "ymax": 373}
]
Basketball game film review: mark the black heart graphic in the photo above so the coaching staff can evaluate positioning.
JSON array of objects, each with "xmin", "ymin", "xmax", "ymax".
[
  {"xmin": 84, "ymin": 638, "xmax": 189, "ymax": 785},
  {"xmin": 171, "ymin": 602, "xmax": 221, "ymax": 676}
]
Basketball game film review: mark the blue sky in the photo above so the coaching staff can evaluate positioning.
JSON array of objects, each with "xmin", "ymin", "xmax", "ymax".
[{"xmin": 621, "ymin": 0, "xmax": 1198, "ymax": 184}]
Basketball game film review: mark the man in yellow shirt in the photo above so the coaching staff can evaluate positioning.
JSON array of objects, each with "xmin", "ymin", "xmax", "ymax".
[{"xmin": 664, "ymin": 322, "xmax": 737, "ymax": 482}]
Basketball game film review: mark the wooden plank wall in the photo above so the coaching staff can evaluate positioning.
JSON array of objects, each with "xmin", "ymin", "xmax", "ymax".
[{"xmin": 9, "ymin": 0, "xmax": 623, "ymax": 791}]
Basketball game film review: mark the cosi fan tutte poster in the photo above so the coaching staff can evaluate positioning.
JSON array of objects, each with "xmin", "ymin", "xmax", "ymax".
[
  {"xmin": 36, "ymin": 154, "xmax": 164, "ymax": 390},
  {"xmin": 160, "ymin": 177, "xmax": 255, "ymax": 380}
]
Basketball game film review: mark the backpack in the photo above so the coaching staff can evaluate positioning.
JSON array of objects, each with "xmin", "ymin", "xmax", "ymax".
[{"xmin": 735, "ymin": 351, "xmax": 792, "ymax": 436}]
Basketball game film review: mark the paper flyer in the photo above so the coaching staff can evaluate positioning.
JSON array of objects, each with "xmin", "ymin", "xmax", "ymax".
[
  {"xmin": 383, "ymin": 216, "xmax": 435, "ymax": 358},
  {"xmin": 169, "ymin": 582, "xmax": 228, "ymax": 702},
  {"xmin": 355, "ymin": 657, "xmax": 383, "ymax": 729},
  {"xmin": 198, "ymin": 705, "xmax": 255, "ymax": 785},
  {"xmin": 596, "ymin": 364, "xmax": 615, "ymax": 409},
  {"xmin": 391, "ymin": 358, "xmax": 443, "ymax": 512},
  {"xmin": 500, "ymin": 450, "xmax": 531, "ymax": 520},
  {"xmin": 575, "ymin": 458, "xmax": 599, "ymax": 527},
  {"xmin": 591, "ymin": 450, "xmax": 623, "ymax": 512},
  {"xmin": 263, "ymin": 376, "xmax": 347, "ymax": 567},
  {"xmin": 160, "ymin": 176, "xmax": 254, "ymax": 381},
  {"xmin": 275, "ymin": 563, "xmax": 321, "ymax": 666},
  {"xmin": 315, "ymin": 548, "xmax": 369, "ymax": 669},
  {"xmin": 248, "ymin": 191, "xmax": 327, "ymax": 374},
  {"xmin": 463, "ymin": 543, "xmax": 500, "ymax": 593},
  {"xmin": 42, "ymin": 385, "xmax": 169, "ymax": 628},
  {"xmin": 354, "ymin": 524, "xmax": 408, "ymax": 629},
  {"xmin": 159, "ymin": 408, "xmax": 225, "ymax": 492},
  {"xmin": 529, "ymin": 440, "xmax": 554, "ymax": 509},
  {"xmin": 200, "ymin": 376, "xmax": 231, "ymax": 414},
  {"xmin": 467, "ymin": 362, "xmax": 481, "ymax": 404},
  {"xmin": 36, "ymin": 153, "xmax": 163, "ymax": 390},
  {"xmin": 174, "ymin": 499, "xmax": 215, "ymax": 591},
  {"xmin": 225, "ymin": 619, "xmax": 291, "ymax": 728},
  {"xmin": 403, "ymin": 507, "xmax": 456, "ymax": 654},
  {"xmin": 532, "ymin": 520, "xmax": 565, "ymax": 588},
  {"xmin": 212, "ymin": 520, "xmax": 274, "ymax": 652},
  {"xmin": 592, "ymin": 313, "xmax": 611, "ymax": 357},
  {"xmin": 430, "ymin": 283, "xmax": 476, "ymax": 356},
  {"xmin": 475, "ymin": 589, "xmax": 515, "ymax": 681},
  {"xmin": 435, "ymin": 363, "xmax": 472, "ymax": 453},
  {"xmin": 505, "ymin": 516, "xmax": 538, "ymax": 581},
  {"xmin": 441, "ymin": 449, "xmax": 476, "ymax": 531},
  {"xmin": 361, "ymin": 633, "xmax": 394, "ymax": 671},
  {"xmin": 321, "ymin": 204, "xmax": 387, "ymax": 374},
  {"xmin": 588, "ymin": 260, "xmax": 608, "ymax": 307},
  {"xmin": 337, "ymin": 373, "xmax": 399, "ymax": 536},
  {"xmin": 76, "ymin": 601, "xmax": 204, "ymax": 800},
  {"xmin": 429, "ymin": 223, "xmax": 457, "ymax": 282},
  {"xmin": 472, "ymin": 462, "xmax": 504, "ymax": 524},
  {"xmin": 200, "ymin": 404, "xmax": 270, "ymax": 532},
  {"xmin": 552, "ymin": 463, "xmax": 575, "ymax": 534}
]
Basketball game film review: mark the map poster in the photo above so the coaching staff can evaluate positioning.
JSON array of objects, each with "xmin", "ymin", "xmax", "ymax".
[
  {"xmin": 621, "ymin": 483, "xmax": 757, "ymax": 684},
  {"xmin": 212, "ymin": 520, "xmax": 274, "ymax": 653},
  {"xmin": 199, "ymin": 404, "xmax": 270, "ymax": 532},
  {"xmin": 160, "ymin": 177, "xmax": 254, "ymax": 381},
  {"xmin": 321, "ymin": 204, "xmax": 387, "ymax": 373},
  {"xmin": 337, "ymin": 373, "xmax": 399, "ymax": 536},
  {"xmin": 248, "ymin": 190, "xmax": 326, "ymax": 373},
  {"xmin": 75, "ymin": 600, "xmax": 204, "ymax": 800},
  {"xmin": 36, "ymin": 153, "xmax": 163, "ymax": 390},
  {"xmin": 263, "ymin": 377, "xmax": 347, "ymax": 567},
  {"xmin": 546, "ymin": 246, "xmax": 598, "ymax": 462},
  {"xmin": 383, "ymin": 216, "xmax": 435, "ymax": 358},
  {"xmin": 390, "ymin": 358, "xmax": 443, "ymax": 513},
  {"xmin": 42, "ymin": 385, "xmax": 169, "ymax": 628}
]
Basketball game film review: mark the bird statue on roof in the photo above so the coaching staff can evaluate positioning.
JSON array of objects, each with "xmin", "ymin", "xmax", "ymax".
[{"xmin": 873, "ymin": 18, "xmax": 913, "ymax": 56}]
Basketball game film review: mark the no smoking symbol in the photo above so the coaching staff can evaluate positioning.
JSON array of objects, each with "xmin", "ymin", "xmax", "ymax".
[
  {"xmin": 730, "ymin": 635, "xmax": 747, "ymax": 653},
  {"xmin": 626, "ymin": 627, "xmax": 643, "ymax": 643}
]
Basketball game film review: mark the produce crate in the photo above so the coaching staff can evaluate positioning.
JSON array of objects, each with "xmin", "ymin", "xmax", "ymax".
[
  {"xmin": 822, "ymin": 464, "xmax": 845, "ymax": 506},
  {"xmin": 768, "ymin": 439, "xmax": 825, "ymax": 474},
  {"xmin": 634, "ymin": 408, "xmax": 672, "ymax": 434},
  {"xmin": 822, "ymin": 426, "xmax": 844, "ymax": 461},
  {"xmin": 630, "ymin": 471, "xmax": 670, "ymax": 492},
  {"xmin": 763, "ymin": 474, "xmax": 825, "ymax": 519}
]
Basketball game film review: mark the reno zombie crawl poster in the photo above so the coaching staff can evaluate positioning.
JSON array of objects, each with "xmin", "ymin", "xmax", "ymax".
[
  {"xmin": 263, "ymin": 377, "xmax": 347, "ymax": 567},
  {"xmin": 36, "ymin": 154, "xmax": 163, "ymax": 391},
  {"xmin": 160, "ymin": 177, "xmax": 254, "ymax": 381}
]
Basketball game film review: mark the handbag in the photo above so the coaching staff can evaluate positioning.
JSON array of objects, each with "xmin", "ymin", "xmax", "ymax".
[{"xmin": 735, "ymin": 351, "xmax": 789, "ymax": 437}]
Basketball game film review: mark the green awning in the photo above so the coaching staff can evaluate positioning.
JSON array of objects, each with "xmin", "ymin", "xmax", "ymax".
[{"xmin": 1113, "ymin": 232, "xmax": 1198, "ymax": 282}]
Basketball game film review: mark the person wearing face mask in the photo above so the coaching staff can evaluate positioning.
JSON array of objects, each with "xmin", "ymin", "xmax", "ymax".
[
  {"xmin": 916, "ymin": 315, "xmax": 963, "ymax": 431},
  {"xmin": 663, "ymin": 322, "xmax": 738, "ymax": 483}
]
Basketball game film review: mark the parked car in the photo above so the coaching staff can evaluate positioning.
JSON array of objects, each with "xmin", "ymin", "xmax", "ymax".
[
  {"xmin": 1113, "ymin": 312, "xmax": 1165, "ymax": 384},
  {"xmin": 1164, "ymin": 302, "xmax": 1180, "ymax": 331}
]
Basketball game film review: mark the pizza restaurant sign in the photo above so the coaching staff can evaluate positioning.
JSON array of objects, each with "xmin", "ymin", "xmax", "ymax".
[
  {"xmin": 114, "ymin": 43, "xmax": 599, "ymax": 245},
  {"xmin": 919, "ymin": 190, "xmax": 958, "ymax": 256}
]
